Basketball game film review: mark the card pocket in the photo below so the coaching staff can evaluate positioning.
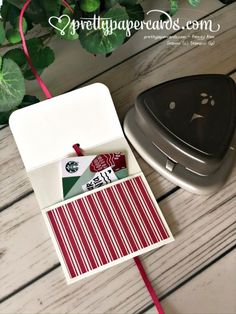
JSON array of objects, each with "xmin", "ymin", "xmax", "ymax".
[{"xmin": 42, "ymin": 174, "xmax": 173, "ymax": 284}]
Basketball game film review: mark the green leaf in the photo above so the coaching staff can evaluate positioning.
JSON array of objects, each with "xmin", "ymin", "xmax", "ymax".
[
  {"xmin": 0, "ymin": 22, "xmax": 6, "ymax": 45},
  {"xmin": 7, "ymin": 0, "xmax": 58, "ymax": 25},
  {"xmin": 0, "ymin": 110, "xmax": 13, "ymax": 125},
  {"xmin": 169, "ymin": 0, "xmax": 179, "ymax": 15},
  {"xmin": 4, "ymin": 48, "xmax": 26, "ymax": 66},
  {"xmin": 0, "ymin": 58, "xmax": 25, "ymax": 112},
  {"xmin": 20, "ymin": 1, "xmax": 48, "ymax": 26},
  {"xmin": 23, "ymin": 68, "xmax": 44, "ymax": 81},
  {"xmin": 79, "ymin": 7, "xmax": 129, "ymax": 54},
  {"xmin": 3, "ymin": 43, "xmax": 52, "ymax": 81},
  {"xmin": 4, "ymin": 48, "xmax": 37, "ymax": 80},
  {"xmin": 0, "ymin": 95, "xmax": 39, "ymax": 125},
  {"xmin": 39, "ymin": 0, "xmax": 61, "ymax": 19},
  {"xmin": 26, "ymin": 38, "xmax": 55, "ymax": 69},
  {"xmin": 55, "ymin": 16, "xmax": 79, "ymax": 40},
  {"xmin": 80, "ymin": 0, "xmax": 101, "ymax": 13},
  {"xmin": 125, "ymin": 4, "xmax": 144, "ymax": 23},
  {"xmin": 119, "ymin": 0, "xmax": 138, "ymax": 5},
  {"xmin": 123, "ymin": 4, "xmax": 144, "ymax": 38},
  {"xmin": 6, "ymin": 17, "xmax": 27, "ymax": 44},
  {"xmin": 6, "ymin": 28, "xmax": 21, "ymax": 44},
  {"xmin": 18, "ymin": 95, "xmax": 40, "ymax": 108},
  {"xmin": 6, "ymin": 0, "xmax": 24, "ymax": 9},
  {"xmin": 104, "ymin": 0, "xmax": 119, "ymax": 9},
  {"xmin": 188, "ymin": 0, "xmax": 201, "ymax": 6},
  {"xmin": 0, "ymin": 2, "xmax": 20, "ymax": 26}
]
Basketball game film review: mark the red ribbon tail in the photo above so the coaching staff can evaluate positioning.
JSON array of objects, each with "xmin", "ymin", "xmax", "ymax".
[{"xmin": 134, "ymin": 257, "xmax": 165, "ymax": 314}]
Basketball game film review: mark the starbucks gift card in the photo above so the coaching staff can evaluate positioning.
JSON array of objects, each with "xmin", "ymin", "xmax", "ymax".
[{"xmin": 62, "ymin": 153, "xmax": 128, "ymax": 199}]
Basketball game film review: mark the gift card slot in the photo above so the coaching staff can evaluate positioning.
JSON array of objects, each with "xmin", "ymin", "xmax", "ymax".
[
  {"xmin": 28, "ymin": 137, "xmax": 141, "ymax": 209},
  {"xmin": 43, "ymin": 174, "xmax": 173, "ymax": 283}
]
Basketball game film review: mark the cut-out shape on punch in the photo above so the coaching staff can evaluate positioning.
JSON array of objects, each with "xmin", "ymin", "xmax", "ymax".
[{"xmin": 124, "ymin": 74, "xmax": 236, "ymax": 194}]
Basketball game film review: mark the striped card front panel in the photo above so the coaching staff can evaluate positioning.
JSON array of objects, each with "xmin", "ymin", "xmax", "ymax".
[{"xmin": 46, "ymin": 175, "xmax": 170, "ymax": 278}]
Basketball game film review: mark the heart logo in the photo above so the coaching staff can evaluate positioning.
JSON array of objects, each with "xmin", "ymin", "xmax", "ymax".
[{"xmin": 48, "ymin": 15, "xmax": 71, "ymax": 35}]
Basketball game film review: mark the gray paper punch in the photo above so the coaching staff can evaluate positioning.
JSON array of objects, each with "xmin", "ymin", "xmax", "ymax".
[{"xmin": 124, "ymin": 74, "xmax": 236, "ymax": 194}]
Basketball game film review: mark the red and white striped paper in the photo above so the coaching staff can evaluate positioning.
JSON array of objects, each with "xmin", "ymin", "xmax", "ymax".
[{"xmin": 45, "ymin": 175, "xmax": 172, "ymax": 280}]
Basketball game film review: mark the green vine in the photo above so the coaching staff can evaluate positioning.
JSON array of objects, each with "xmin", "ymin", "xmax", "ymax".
[{"xmin": 0, "ymin": 0, "xmax": 201, "ymax": 124}]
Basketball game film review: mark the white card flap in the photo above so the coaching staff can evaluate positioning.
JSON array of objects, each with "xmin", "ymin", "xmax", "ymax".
[
  {"xmin": 9, "ymin": 83, "xmax": 123, "ymax": 171},
  {"xmin": 9, "ymin": 83, "xmax": 141, "ymax": 208}
]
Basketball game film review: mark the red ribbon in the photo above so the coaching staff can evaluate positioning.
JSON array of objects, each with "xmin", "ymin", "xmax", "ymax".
[
  {"xmin": 134, "ymin": 257, "xmax": 165, "ymax": 314},
  {"xmin": 72, "ymin": 146, "xmax": 165, "ymax": 314},
  {"xmin": 19, "ymin": 2, "xmax": 164, "ymax": 312},
  {"xmin": 19, "ymin": 0, "xmax": 52, "ymax": 99}
]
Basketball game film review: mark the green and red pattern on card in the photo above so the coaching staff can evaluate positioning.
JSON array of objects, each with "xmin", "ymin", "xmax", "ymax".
[{"xmin": 62, "ymin": 153, "xmax": 128, "ymax": 199}]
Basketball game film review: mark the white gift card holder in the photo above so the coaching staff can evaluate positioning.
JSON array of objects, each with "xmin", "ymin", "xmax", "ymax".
[{"xmin": 10, "ymin": 83, "xmax": 174, "ymax": 284}]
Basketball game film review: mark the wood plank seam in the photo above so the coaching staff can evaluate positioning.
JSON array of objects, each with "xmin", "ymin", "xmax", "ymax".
[
  {"xmin": 133, "ymin": 206, "xmax": 236, "ymax": 312},
  {"xmin": 0, "ymin": 70, "xmax": 235, "ymax": 304},
  {"xmin": 0, "ymin": 190, "xmax": 33, "ymax": 213},
  {"xmin": 120, "ymin": 200, "xmax": 236, "ymax": 313},
  {"xmin": 141, "ymin": 222, "xmax": 236, "ymax": 282},
  {"xmin": 0, "ymin": 186, "xmax": 234, "ymax": 312},
  {"xmin": 1, "ymin": 10, "xmax": 234, "ymax": 213},
  {"xmin": 228, "ymin": 68, "xmax": 236, "ymax": 76},
  {"xmin": 137, "ymin": 245, "xmax": 236, "ymax": 314},
  {"xmin": 0, "ymin": 181, "xmax": 179, "ymax": 214},
  {"xmin": 0, "ymin": 263, "xmax": 60, "ymax": 304},
  {"xmin": 0, "ymin": 3, "xmax": 234, "ymax": 310},
  {"xmin": 67, "ymin": 4, "xmax": 229, "ymax": 93},
  {"xmin": 156, "ymin": 187, "xmax": 180, "ymax": 203},
  {"xmin": 0, "ymin": 2, "xmax": 233, "ymax": 212},
  {"xmin": 0, "ymin": 185, "xmax": 180, "ymax": 303},
  {"xmin": 1, "ymin": 187, "xmax": 235, "ymax": 306}
]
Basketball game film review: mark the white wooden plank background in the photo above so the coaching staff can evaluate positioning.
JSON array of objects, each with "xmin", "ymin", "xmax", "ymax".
[
  {"xmin": 146, "ymin": 249, "xmax": 236, "ymax": 314},
  {"xmin": 0, "ymin": 0, "xmax": 231, "ymax": 210},
  {"xmin": 1, "ymin": 163, "xmax": 236, "ymax": 313},
  {"xmin": 0, "ymin": 1, "xmax": 236, "ymax": 314}
]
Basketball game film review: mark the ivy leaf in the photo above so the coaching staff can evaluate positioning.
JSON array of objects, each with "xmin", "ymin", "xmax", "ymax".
[
  {"xmin": 0, "ymin": 111, "xmax": 13, "ymax": 125},
  {"xmin": 4, "ymin": 47, "xmax": 43, "ymax": 80},
  {"xmin": 0, "ymin": 2, "xmax": 20, "ymax": 27},
  {"xmin": 7, "ymin": 0, "xmax": 57, "ymax": 26},
  {"xmin": 19, "ymin": 0, "xmax": 48, "ymax": 26},
  {"xmin": 24, "ymin": 68, "xmax": 44, "ymax": 80},
  {"xmin": 4, "ymin": 48, "xmax": 35, "ymax": 79},
  {"xmin": 4, "ymin": 39, "xmax": 55, "ymax": 80},
  {"xmin": 169, "ymin": 0, "xmax": 179, "ymax": 16},
  {"xmin": 79, "ymin": 7, "xmax": 129, "ymax": 54},
  {"xmin": 123, "ymin": 4, "xmax": 144, "ymax": 39},
  {"xmin": 0, "ymin": 22, "xmax": 6, "ymax": 45},
  {"xmin": 104, "ymin": 0, "xmax": 119, "ymax": 9},
  {"xmin": 126, "ymin": 4, "xmax": 144, "ymax": 22},
  {"xmin": 55, "ymin": 16, "xmax": 79, "ymax": 40},
  {"xmin": 6, "ymin": 17, "xmax": 27, "ymax": 44},
  {"xmin": 80, "ymin": 0, "xmax": 101, "ymax": 13},
  {"xmin": 119, "ymin": 0, "xmax": 138, "ymax": 5},
  {"xmin": 18, "ymin": 95, "xmax": 40, "ymax": 108},
  {"xmin": 0, "ymin": 95, "xmax": 39, "ymax": 125},
  {"xmin": 188, "ymin": 0, "xmax": 201, "ymax": 6},
  {"xmin": 4, "ymin": 48, "xmax": 27, "ymax": 66},
  {"xmin": 6, "ymin": 0, "xmax": 24, "ymax": 9},
  {"xmin": 39, "ymin": 0, "xmax": 61, "ymax": 20},
  {"xmin": 6, "ymin": 28, "xmax": 22, "ymax": 44},
  {"xmin": 0, "ymin": 56, "xmax": 25, "ymax": 112},
  {"xmin": 26, "ymin": 38, "xmax": 55, "ymax": 69}
]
